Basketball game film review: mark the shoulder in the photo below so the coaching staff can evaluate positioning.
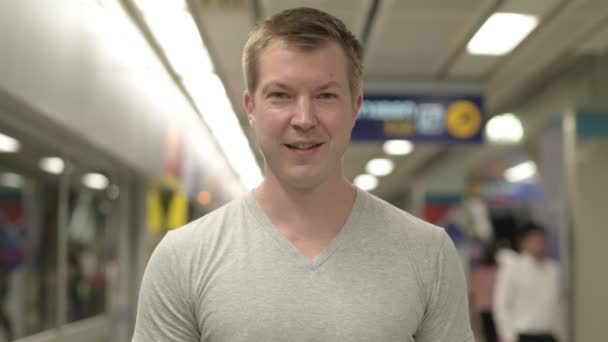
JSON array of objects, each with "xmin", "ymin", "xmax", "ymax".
[
  {"xmin": 544, "ymin": 258, "xmax": 561, "ymax": 274},
  {"xmin": 360, "ymin": 190, "xmax": 447, "ymax": 249},
  {"xmin": 170, "ymin": 194, "xmax": 248, "ymax": 239},
  {"xmin": 162, "ymin": 194, "xmax": 249, "ymax": 257},
  {"xmin": 496, "ymin": 248, "xmax": 518, "ymax": 268},
  {"xmin": 358, "ymin": 191, "xmax": 451, "ymax": 289}
]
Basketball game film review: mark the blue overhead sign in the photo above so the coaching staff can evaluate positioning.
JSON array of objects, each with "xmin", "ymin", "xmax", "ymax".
[{"xmin": 352, "ymin": 94, "xmax": 485, "ymax": 143}]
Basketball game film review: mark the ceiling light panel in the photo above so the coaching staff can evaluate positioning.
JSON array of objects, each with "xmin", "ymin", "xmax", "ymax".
[
  {"xmin": 39, "ymin": 157, "xmax": 65, "ymax": 175},
  {"xmin": 467, "ymin": 12, "xmax": 539, "ymax": 56},
  {"xmin": 0, "ymin": 133, "xmax": 20, "ymax": 153},
  {"xmin": 485, "ymin": 113, "xmax": 524, "ymax": 144},
  {"xmin": 82, "ymin": 173, "xmax": 109, "ymax": 190}
]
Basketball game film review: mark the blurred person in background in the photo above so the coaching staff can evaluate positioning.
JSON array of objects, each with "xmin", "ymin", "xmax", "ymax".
[
  {"xmin": 133, "ymin": 7, "xmax": 473, "ymax": 342},
  {"xmin": 0, "ymin": 213, "xmax": 24, "ymax": 341},
  {"xmin": 493, "ymin": 223, "xmax": 563, "ymax": 342},
  {"xmin": 469, "ymin": 244, "xmax": 498, "ymax": 342},
  {"xmin": 495, "ymin": 238, "xmax": 517, "ymax": 269}
]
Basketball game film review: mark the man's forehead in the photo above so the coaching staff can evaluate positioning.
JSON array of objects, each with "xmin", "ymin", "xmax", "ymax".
[
  {"xmin": 257, "ymin": 40, "xmax": 347, "ymax": 73},
  {"xmin": 252, "ymin": 38, "xmax": 351, "ymax": 95},
  {"xmin": 265, "ymin": 37, "xmax": 332, "ymax": 51},
  {"xmin": 259, "ymin": 38, "xmax": 345, "ymax": 61},
  {"xmin": 260, "ymin": 80, "xmax": 343, "ymax": 91}
]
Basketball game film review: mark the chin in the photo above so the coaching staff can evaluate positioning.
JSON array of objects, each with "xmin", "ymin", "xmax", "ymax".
[
  {"xmin": 276, "ymin": 170, "xmax": 326, "ymax": 191},
  {"xmin": 285, "ymin": 175, "xmax": 324, "ymax": 191}
]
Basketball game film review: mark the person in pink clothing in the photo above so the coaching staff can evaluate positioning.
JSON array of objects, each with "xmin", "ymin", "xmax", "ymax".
[{"xmin": 470, "ymin": 245, "xmax": 498, "ymax": 342}]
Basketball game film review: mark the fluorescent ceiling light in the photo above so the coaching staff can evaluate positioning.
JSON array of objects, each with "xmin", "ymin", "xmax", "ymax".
[
  {"xmin": 91, "ymin": 0, "xmax": 154, "ymax": 69},
  {"xmin": 39, "ymin": 157, "xmax": 65, "ymax": 175},
  {"xmin": 133, "ymin": 0, "xmax": 187, "ymax": 14},
  {"xmin": 504, "ymin": 161, "xmax": 536, "ymax": 182},
  {"xmin": 467, "ymin": 12, "xmax": 539, "ymax": 55},
  {"xmin": 134, "ymin": 0, "xmax": 262, "ymax": 190},
  {"xmin": 383, "ymin": 140, "xmax": 414, "ymax": 156},
  {"xmin": 366, "ymin": 158, "xmax": 394, "ymax": 177},
  {"xmin": 485, "ymin": 113, "xmax": 524, "ymax": 144},
  {"xmin": 354, "ymin": 174, "xmax": 378, "ymax": 191},
  {"xmin": 82, "ymin": 173, "xmax": 109, "ymax": 190},
  {"xmin": 185, "ymin": 75, "xmax": 263, "ymax": 189},
  {"xmin": 0, "ymin": 172, "xmax": 24, "ymax": 188},
  {"xmin": 0, "ymin": 133, "xmax": 20, "ymax": 153},
  {"xmin": 134, "ymin": 0, "xmax": 214, "ymax": 77}
]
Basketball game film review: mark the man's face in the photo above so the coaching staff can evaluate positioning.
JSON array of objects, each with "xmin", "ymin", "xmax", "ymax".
[{"xmin": 244, "ymin": 40, "xmax": 362, "ymax": 190}]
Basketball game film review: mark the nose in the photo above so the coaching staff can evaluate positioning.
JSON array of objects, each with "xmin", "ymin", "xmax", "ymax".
[{"xmin": 291, "ymin": 97, "xmax": 317, "ymax": 131}]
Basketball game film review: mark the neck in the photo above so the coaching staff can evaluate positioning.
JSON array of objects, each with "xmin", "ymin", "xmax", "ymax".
[
  {"xmin": 524, "ymin": 251, "xmax": 545, "ymax": 262},
  {"xmin": 254, "ymin": 173, "xmax": 357, "ymax": 238}
]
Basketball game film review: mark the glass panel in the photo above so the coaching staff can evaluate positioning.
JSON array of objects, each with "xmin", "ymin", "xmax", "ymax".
[
  {"xmin": 0, "ymin": 164, "xmax": 59, "ymax": 339},
  {"xmin": 65, "ymin": 168, "xmax": 114, "ymax": 323}
]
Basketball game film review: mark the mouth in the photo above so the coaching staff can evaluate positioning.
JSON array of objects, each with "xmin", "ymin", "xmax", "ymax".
[{"xmin": 285, "ymin": 143, "xmax": 324, "ymax": 151}]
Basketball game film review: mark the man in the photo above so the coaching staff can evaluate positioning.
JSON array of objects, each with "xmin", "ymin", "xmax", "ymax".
[
  {"xmin": 494, "ymin": 223, "xmax": 563, "ymax": 342},
  {"xmin": 133, "ymin": 7, "xmax": 473, "ymax": 341}
]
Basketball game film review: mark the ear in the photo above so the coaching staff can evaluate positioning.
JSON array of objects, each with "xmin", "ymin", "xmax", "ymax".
[
  {"xmin": 244, "ymin": 90, "xmax": 255, "ymax": 126},
  {"xmin": 351, "ymin": 94, "xmax": 362, "ymax": 127}
]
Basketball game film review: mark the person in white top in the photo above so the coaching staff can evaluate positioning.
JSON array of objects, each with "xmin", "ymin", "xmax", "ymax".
[{"xmin": 493, "ymin": 223, "xmax": 563, "ymax": 342}]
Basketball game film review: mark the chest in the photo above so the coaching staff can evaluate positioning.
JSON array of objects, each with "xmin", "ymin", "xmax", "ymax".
[
  {"xmin": 512, "ymin": 263, "xmax": 559, "ymax": 301},
  {"xmin": 194, "ymin": 251, "xmax": 424, "ymax": 342}
]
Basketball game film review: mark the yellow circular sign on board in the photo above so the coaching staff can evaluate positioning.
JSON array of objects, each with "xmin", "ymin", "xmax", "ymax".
[{"xmin": 445, "ymin": 100, "xmax": 483, "ymax": 139}]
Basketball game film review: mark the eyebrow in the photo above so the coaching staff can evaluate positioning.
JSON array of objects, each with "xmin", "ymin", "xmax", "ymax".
[
  {"xmin": 261, "ymin": 81, "xmax": 342, "ymax": 93},
  {"xmin": 317, "ymin": 81, "xmax": 342, "ymax": 91},
  {"xmin": 261, "ymin": 82, "xmax": 290, "ymax": 93}
]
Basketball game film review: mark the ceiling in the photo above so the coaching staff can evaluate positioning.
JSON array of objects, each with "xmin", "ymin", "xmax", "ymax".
[{"xmin": 188, "ymin": 0, "xmax": 608, "ymax": 203}]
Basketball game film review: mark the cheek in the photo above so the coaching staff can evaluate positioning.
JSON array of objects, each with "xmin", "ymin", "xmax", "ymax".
[
  {"xmin": 255, "ymin": 117, "xmax": 285, "ymax": 146},
  {"xmin": 334, "ymin": 115, "xmax": 356, "ymax": 137}
]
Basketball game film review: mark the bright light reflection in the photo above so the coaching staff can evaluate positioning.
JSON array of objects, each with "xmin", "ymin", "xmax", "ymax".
[
  {"xmin": 383, "ymin": 140, "xmax": 414, "ymax": 156},
  {"xmin": 354, "ymin": 174, "xmax": 378, "ymax": 191},
  {"xmin": 0, "ymin": 173, "xmax": 24, "ymax": 188},
  {"xmin": 366, "ymin": 158, "xmax": 394, "ymax": 177},
  {"xmin": 39, "ymin": 157, "xmax": 65, "ymax": 175},
  {"xmin": 82, "ymin": 173, "xmax": 110, "ymax": 190},
  {"xmin": 505, "ymin": 161, "xmax": 536, "ymax": 182}
]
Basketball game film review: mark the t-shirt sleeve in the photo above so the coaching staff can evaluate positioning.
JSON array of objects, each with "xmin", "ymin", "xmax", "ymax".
[
  {"xmin": 415, "ymin": 230, "xmax": 475, "ymax": 342},
  {"xmin": 132, "ymin": 231, "xmax": 199, "ymax": 341},
  {"xmin": 493, "ymin": 259, "xmax": 517, "ymax": 342}
]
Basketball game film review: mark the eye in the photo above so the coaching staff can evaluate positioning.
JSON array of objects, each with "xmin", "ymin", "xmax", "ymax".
[
  {"xmin": 269, "ymin": 92, "xmax": 289, "ymax": 99},
  {"xmin": 317, "ymin": 92, "xmax": 338, "ymax": 100}
]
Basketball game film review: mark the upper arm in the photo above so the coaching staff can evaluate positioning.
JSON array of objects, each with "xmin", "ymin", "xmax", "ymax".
[
  {"xmin": 493, "ymin": 260, "xmax": 515, "ymax": 314},
  {"xmin": 492, "ymin": 258, "xmax": 517, "ymax": 341},
  {"xmin": 415, "ymin": 231, "xmax": 474, "ymax": 342},
  {"xmin": 132, "ymin": 232, "xmax": 199, "ymax": 341}
]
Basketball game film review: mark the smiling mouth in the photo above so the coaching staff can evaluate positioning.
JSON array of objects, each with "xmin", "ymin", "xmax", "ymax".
[{"xmin": 285, "ymin": 143, "xmax": 324, "ymax": 150}]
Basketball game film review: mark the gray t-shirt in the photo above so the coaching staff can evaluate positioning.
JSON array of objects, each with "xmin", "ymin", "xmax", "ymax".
[{"xmin": 133, "ymin": 188, "xmax": 474, "ymax": 341}]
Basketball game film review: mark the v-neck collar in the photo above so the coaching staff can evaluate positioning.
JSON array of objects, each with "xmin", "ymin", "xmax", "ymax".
[{"xmin": 244, "ymin": 187, "xmax": 366, "ymax": 270}]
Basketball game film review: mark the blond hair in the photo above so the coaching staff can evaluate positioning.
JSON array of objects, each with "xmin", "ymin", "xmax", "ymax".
[{"xmin": 242, "ymin": 7, "xmax": 364, "ymax": 99}]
